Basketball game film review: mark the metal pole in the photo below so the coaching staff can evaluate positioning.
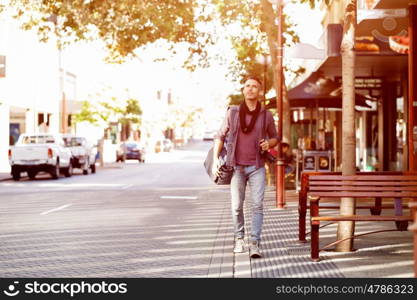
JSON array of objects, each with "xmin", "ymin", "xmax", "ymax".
[
  {"xmin": 276, "ymin": 2, "xmax": 285, "ymax": 208},
  {"xmin": 59, "ymin": 49, "xmax": 67, "ymax": 134},
  {"xmin": 264, "ymin": 54, "xmax": 267, "ymax": 106},
  {"xmin": 409, "ymin": 4, "xmax": 417, "ymax": 171}
]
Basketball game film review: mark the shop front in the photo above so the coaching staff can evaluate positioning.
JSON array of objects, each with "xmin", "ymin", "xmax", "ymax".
[{"xmin": 308, "ymin": 4, "xmax": 409, "ymax": 172}]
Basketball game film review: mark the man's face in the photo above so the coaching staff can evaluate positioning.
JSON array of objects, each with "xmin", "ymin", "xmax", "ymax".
[{"xmin": 243, "ymin": 79, "xmax": 261, "ymax": 101}]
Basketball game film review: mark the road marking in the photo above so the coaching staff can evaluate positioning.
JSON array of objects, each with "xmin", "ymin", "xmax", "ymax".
[
  {"xmin": 160, "ymin": 196, "xmax": 198, "ymax": 200},
  {"xmin": 38, "ymin": 183, "xmax": 125, "ymax": 188},
  {"xmin": 40, "ymin": 203, "xmax": 72, "ymax": 215}
]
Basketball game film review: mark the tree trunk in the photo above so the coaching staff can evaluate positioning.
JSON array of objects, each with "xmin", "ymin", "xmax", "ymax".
[
  {"xmin": 259, "ymin": 0, "xmax": 290, "ymax": 143},
  {"xmin": 336, "ymin": 0, "xmax": 357, "ymax": 252}
]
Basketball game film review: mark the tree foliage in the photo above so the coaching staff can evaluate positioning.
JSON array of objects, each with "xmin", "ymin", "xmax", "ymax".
[
  {"xmin": 212, "ymin": 0, "xmax": 300, "ymax": 93},
  {"xmin": 73, "ymin": 96, "xmax": 142, "ymax": 127},
  {"xmin": 300, "ymin": 0, "xmax": 330, "ymax": 9},
  {"xmin": 72, "ymin": 101, "xmax": 99, "ymax": 124},
  {"xmin": 5, "ymin": 0, "xmax": 212, "ymax": 68}
]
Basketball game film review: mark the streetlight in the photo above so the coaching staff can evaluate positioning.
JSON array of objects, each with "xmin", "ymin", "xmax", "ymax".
[{"xmin": 268, "ymin": 0, "xmax": 286, "ymax": 209}]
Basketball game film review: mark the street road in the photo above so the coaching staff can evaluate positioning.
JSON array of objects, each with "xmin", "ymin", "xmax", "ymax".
[{"xmin": 0, "ymin": 140, "xmax": 232, "ymax": 277}]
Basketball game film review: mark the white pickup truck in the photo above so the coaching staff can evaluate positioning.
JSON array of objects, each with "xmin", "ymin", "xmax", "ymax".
[{"xmin": 8, "ymin": 133, "xmax": 73, "ymax": 181}]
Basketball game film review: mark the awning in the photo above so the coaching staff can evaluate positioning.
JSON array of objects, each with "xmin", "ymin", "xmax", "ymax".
[
  {"xmin": 315, "ymin": 14, "xmax": 409, "ymax": 78},
  {"xmin": 356, "ymin": 18, "xmax": 408, "ymax": 52},
  {"xmin": 374, "ymin": 0, "xmax": 417, "ymax": 9},
  {"xmin": 266, "ymin": 71, "xmax": 373, "ymax": 110},
  {"xmin": 317, "ymin": 54, "xmax": 408, "ymax": 79}
]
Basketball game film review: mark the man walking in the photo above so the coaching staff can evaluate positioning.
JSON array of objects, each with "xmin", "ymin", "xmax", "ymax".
[{"xmin": 212, "ymin": 75, "xmax": 279, "ymax": 258}]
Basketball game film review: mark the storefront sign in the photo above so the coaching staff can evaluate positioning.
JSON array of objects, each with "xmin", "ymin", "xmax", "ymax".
[
  {"xmin": 318, "ymin": 156, "xmax": 331, "ymax": 171},
  {"xmin": 336, "ymin": 77, "xmax": 383, "ymax": 90},
  {"xmin": 302, "ymin": 150, "xmax": 333, "ymax": 172},
  {"xmin": 336, "ymin": 76, "xmax": 387, "ymax": 98},
  {"xmin": 303, "ymin": 156, "xmax": 315, "ymax": 170}
]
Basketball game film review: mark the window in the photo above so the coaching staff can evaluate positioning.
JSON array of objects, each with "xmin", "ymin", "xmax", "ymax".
[
  {"xmin": 63, "ymin": 137, "xmax": 85, "ymax": 147},
  {"xmin": 21, "ymin": 135, "xmax": 55, "ymax": 144}
]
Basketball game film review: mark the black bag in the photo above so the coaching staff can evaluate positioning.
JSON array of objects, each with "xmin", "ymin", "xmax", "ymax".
[
  {"xmin": 203, "ymin": 106, "xmax": 237, "ymax": 185},
  {"xmin": 260, "ymin": 109, "xmax": 277, "ymax": 163},
  {"xmin": 262, "ymin": 149, "xmax": 277, "ymax": 164},
  {"xmin": 204, "ymin": 147, "xmax": 234, "ymax": 185}
]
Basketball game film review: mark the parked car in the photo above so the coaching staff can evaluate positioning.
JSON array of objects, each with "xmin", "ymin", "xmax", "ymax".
[
  {"xmin": 62, "ymin": 134, "xmax": 97, "ymax": 175},
  {"xmin": 8, "ymin": 133, "xmax": 73, "ymax": 180},
  {"xmin": 116, "ymin": 142, "xmax": 145, "ymax": 163}
]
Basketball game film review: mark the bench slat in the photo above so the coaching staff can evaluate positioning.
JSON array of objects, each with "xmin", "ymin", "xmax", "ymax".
[
  {"xmin": 309, "ymin": 186, "xmax": 417, "ymax": 191},
  {"xmin": 309, "ymin": 181, "xmax": 417, "ymax": 186},
  {"xmin": 316, "ymin": 204, "xmax": 407, "ymax": 209},
  {"xmin": 309, "ymin": 175, "xmax": 417, "ymax": 181},
  {"xmin": 308, "ymin": 192, "xmax": 417, "ymax": 198},
  {"xmin": 311, "ymin": 215, "xmax": 413, "ymax": 222},
  {"xmin": 302, "ymin": 171, "xmax": 403, "ymax": 176}
]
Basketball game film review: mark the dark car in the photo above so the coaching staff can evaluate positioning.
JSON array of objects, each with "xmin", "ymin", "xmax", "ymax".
[{"xmin": 116, "ymin": 142, "xmax": 145, "ymax": 163}]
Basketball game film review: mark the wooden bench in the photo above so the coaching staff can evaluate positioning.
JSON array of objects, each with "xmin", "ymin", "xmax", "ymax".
[
  {"xmin": 298, "ymin": 171, "xmax": 406, "ymax": 242},
  {"xmin": 307, "ymin": 175, "xmax": 416, "ymax": 261},
  {"xmin": 409, "ymin": 202, "xmax": 417, "ymax": 278}
]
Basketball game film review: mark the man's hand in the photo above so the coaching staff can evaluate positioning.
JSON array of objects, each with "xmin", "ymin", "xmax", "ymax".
[
  {"xmin": 212, "ymin": 157, "xmax": 220, "ymax": 177},
  {"xmin": 259, "ymin": 139, "xmax": 270, "ymax": 151},
  {"xmin": 212, "ymin": 139, "xmax": 224, "ymax": 177}
]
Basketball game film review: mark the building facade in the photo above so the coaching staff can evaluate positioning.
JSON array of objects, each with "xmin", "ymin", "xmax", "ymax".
[
  {"xmin": 0, "ymin": 12, "xmax": 78, "ymax": 172},
  {"xmin": 289, "ymin": 0, "xmax": 415, "ymax": 173}
]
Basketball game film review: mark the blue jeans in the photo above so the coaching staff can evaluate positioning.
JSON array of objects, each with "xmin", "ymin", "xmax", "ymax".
[{"xmin": 230, "ymin": 165, "xmax": 266, "ymax": 243}]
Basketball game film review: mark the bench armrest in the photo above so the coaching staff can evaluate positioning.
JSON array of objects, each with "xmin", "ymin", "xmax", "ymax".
[
  {"xmin": 308, "ymin": 195, "xmax": 320, "ymax": 203},
  {"xmin": 309, "ymin": 196, "xmax": 320, "ymax": 219}
]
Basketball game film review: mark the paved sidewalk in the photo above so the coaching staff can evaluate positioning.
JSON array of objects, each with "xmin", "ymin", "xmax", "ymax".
[{"xmin": 209, "ymin": 188, "xmax": 414, "ymax": 278}]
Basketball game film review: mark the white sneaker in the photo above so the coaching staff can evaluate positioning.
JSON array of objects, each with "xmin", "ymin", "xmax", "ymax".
[
  {"xmin": 233, "ymin": 238, "xmax": 246, "ymax": 253},
  {"xmin": 249, "ymin": 241, "xmax": 262, "ymax": 258}
]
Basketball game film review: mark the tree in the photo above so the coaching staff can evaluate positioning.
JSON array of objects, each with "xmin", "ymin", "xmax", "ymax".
[
  {"xmin": 110, "ymin": 98, "xmax": 143, "ymax": 141},
  {"xmin": 212, "ymin": 0, "xmax": 303, "ymax": 144},
  {"xmin": 301, "ymin": 0, "xmax": 357, "ymax": 252},
  {"xmin": 4, "ymin": 0, "xmax": 212, "ymax": 69},
  {"xmin": 72, "ymin": 101, "xmax": 100, "ymax": 125},
  {"xmin": 337, "ymin": 0, "xmax": 357, "ymax": 253},
  {"xmin": 74, "ymin": 94, "xmax": 142, "ymax": 141}
]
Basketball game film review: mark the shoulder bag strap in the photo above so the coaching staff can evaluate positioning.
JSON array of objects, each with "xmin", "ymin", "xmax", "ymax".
[{"xmin": 262, "ymin": 108, "xmax": 267, "ymax": 140}]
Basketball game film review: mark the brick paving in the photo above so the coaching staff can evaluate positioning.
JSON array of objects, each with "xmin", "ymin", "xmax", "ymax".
[{"xmin": 0, "ymin": 180, "xmax": 413, "ymax": 278}]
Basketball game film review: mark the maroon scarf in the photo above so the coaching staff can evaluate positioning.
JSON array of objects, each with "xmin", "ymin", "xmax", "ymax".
[{"xmin": 239, "ymin": 101, "xmax": 260, "ymax": 134}]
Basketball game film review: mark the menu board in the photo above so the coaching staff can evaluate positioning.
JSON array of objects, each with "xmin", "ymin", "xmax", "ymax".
[{"xmin": 304, "ymin": 156, "xmax": 316, "ymax": 171}]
